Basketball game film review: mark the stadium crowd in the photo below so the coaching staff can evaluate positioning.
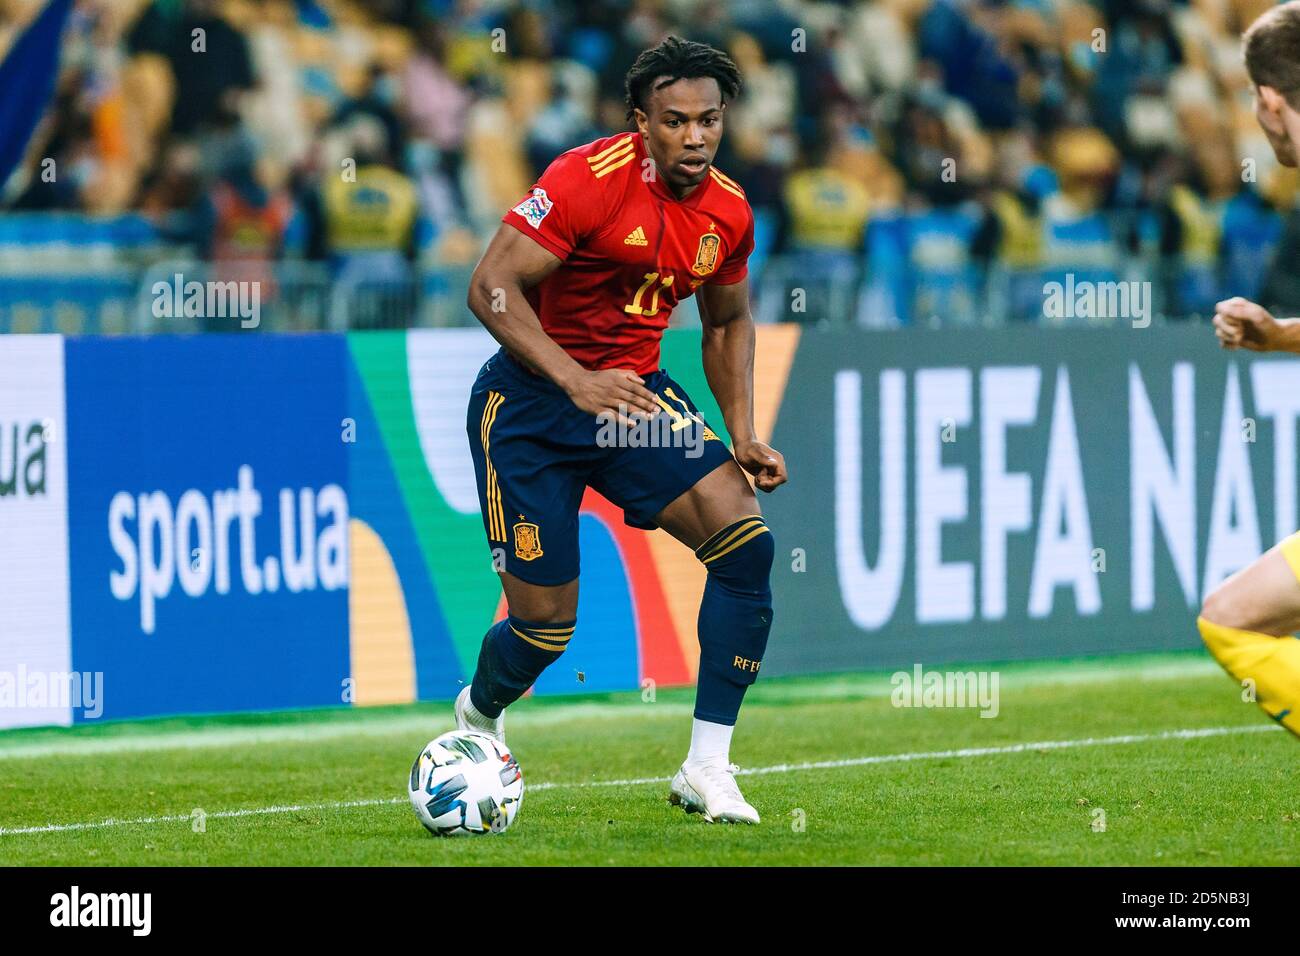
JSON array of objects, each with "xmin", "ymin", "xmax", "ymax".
[{"xmin": 1, "ymin": 0, "xmax": 1297, "ymax": 327}]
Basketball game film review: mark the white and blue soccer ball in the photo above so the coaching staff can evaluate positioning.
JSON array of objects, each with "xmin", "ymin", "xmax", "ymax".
[{"xmin": 408, "ymin": 731, "xmax": 523, "ymax": 836}]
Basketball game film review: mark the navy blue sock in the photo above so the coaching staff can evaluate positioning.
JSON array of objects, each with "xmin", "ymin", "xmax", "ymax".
[
  {"xmin": 469, "ymin": 615, "xmax": 574, "ymax": 718},
  {"xmin": 693, "ymin": 516, "xmax": 775, "ymax": 726}
]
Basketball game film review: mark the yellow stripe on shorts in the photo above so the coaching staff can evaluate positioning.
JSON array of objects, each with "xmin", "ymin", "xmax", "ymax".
[{"xmin": 480, "ymin": 391, "xmax": 505, "ymax": 542}]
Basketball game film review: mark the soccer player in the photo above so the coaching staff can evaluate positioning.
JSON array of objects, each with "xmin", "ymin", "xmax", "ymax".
[
  {"xmin": 457, "ymin": 36, "xmax": 788, "ymax": 823},
  {"xmin": 1198, "ymin": 2, "xmax": 1300, "ymax": 739}
]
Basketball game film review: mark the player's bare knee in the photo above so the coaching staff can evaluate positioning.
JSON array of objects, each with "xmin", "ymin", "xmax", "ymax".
[
  {"xmin": 506, "ymin": 596, "xmax": 577, "ymax": 624},
  {"xmin": 1200, "ymin": 582, "xmax": 1253, "ymax": 632},
  {"xmin": 501, "ymin": 576, "xmax": 578, "ymax": 623}
]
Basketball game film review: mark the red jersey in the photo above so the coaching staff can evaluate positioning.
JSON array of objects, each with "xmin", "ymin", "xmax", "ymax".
[{"xmin": 501, "ymin": 132, "xmax": 755, "ymax": 376}]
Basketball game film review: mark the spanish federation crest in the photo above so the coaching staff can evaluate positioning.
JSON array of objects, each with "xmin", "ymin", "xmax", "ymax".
[
  {"xmin": 513, "ymin": 520, "xmax": 543, "ymax": 561},
  {"xmin": 692, "ymin": 231, "xmax": 721, "ymax": 276}
]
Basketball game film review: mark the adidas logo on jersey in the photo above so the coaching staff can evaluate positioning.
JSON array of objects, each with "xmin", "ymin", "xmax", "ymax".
[{"xmin": 624, "ymin": 226, "xmax": 648, "ymax": 246}]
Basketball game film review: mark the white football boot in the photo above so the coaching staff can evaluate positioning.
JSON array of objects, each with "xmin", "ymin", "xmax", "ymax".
[
  {"xmin": 454, "ymin": 686, "xmax": 504, "ymax": 742},
  {"xmin": 668, "ymin": 762, "xmax": 760, "ymax": 824}
]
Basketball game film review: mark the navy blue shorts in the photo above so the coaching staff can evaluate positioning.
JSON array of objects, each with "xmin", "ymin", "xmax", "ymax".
[{"xmin": 466, "ymin": 347, "xmax": 736, "ymax": 586}]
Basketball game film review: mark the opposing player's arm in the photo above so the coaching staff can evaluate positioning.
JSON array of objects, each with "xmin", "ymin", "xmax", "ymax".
[
  {"xmin": 467, "ymin": 225, "xmax": 660, "ymax": 418},
  {"xmin": 1213, "ymin": 297, "xmax": 1300, "ymax": 353},
  {"xmin": 697, "ymin": 280, "xmax": 787, "ymax": 492}
]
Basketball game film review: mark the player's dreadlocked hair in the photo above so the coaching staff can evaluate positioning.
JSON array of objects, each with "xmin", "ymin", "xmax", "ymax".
[{"xmin": 624, "ymin": 35, "xmax": 742, "ymax": 121}]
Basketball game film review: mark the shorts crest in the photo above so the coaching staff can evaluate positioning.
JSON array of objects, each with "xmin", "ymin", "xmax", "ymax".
[{"xmin": 513, "ymin": 520, "xmax": 544, "ymax": 561}]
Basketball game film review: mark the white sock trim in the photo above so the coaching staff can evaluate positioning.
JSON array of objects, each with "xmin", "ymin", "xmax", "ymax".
[
  {"xmin": 686, "ymin": 718, "xmax": 733, "ymax": 767},
  {"xmin": 462, "ymin": 693, "xmax": 498, "ymax": 729}
]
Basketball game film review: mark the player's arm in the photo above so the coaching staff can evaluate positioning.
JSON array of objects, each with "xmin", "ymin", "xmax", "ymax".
[
  {"xmin": 467, "ymin": 225, "xmax": 660, "ymax": 419},
  {"xmin": 697, "ymin": 280, "xmax": 788, "ymax": 492},
  {"xmin": 1213, "ymin": 297, "xmax": 1300, "ymax": 353}
]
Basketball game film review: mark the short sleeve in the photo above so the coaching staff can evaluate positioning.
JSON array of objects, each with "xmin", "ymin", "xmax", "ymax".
[
  {"xmin": 501, "ymin": 152, "xmax": 603, "ymax": 261},
  {"xmin": 709, "ymin": 206, "xmax": 755, "ymax": 285}
]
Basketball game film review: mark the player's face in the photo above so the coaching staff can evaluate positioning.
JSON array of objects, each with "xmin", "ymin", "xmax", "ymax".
[
  {"xmin": 1254, "ymin": 85, "xmax": 1298, "ymax": 168},
  {"xmin": 636, "ymin": 77, "xmax": 725, "ymax": 194}
]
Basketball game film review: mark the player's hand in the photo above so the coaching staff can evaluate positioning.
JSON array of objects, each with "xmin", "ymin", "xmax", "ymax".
[
  {"xmin": 735, "ymin": 439, "xmax": 787, "ymax": 493},
  {"xmin": 1213, "ymin": 297, "xmax": 1281, "ymax": 352},
  {"xmin": 566, "ymin": 368, "xmax": 661, "ymax": 425}
]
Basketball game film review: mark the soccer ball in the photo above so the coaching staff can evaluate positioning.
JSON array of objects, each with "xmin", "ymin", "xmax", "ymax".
[{"xmin": 408, "ymin": 731, "xmax": 523, "ymax": 836}]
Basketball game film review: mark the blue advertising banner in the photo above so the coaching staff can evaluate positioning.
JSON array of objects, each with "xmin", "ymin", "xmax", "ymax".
[{"xmin": 65, "ymin": 335, "xmax": 350, "ymax": 720}]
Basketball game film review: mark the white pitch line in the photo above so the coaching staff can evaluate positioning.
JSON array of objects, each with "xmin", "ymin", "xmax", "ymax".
[
  {"xmin": 0, "ymin": 704, "xmax": 698, "ymax": 761},
  {"xmin": 0, "ymin": 658, "xmax": 1220, "ymax": 762},
  {"xmin": 0, "ymin": 798, "xmax": 403, "ymax": 837},
  {"xmin": 0, "ymin": 722, "xmax": 1280, "ymax": 838}
]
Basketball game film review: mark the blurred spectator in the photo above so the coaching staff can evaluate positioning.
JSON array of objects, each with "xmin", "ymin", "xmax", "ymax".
[
  {"xmin": 781, "ymin": 138, "xmax": 872, "ymax": 254},
  {"xmin": 309, "ymin": 115, "xmax": 417, "ymax": 327},
  {"xmin": 198, "ymin": 132, "xmax": 294, "ymax": 280},
  {"xmin": 334, "ymin": 62, "xmax": 406, "ymax": 169},
  {"xmin": 1259, "ymin": 201, "xmax": 1300, "ymax": 317},
  {"xmin": 525, "ymin": 68, "xmax": 601, "ymax": 175},
  {"xmin": 404, "ymin": 18, "xmax": 470, "ymax": 170},
  {"xmin": 918, "ymin": 0, "xmax": 1020, "ymax": 130},
  {"xmin": 128, "ymin": 0, "xmax": 254, "ymax": 137},
  {"xmin": 771, "ymin": 137, "xmax": 870, "ymax": 326},
  {"xmin": 2, "ymin": 0, "xmax": 1293, "ymax": 328}
]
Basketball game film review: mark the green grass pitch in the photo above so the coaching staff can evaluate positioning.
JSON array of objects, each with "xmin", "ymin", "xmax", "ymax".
[{"xmin": 0, "ymin": 651, "xmax": 1296, "ymax": 866}]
